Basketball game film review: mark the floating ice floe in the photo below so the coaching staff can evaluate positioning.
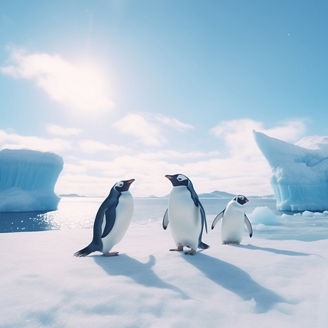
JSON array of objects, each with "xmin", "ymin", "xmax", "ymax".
[
  {"xmin": 254, "ymin": 131, "xmax": 328, "ymax": 212},
  {"xmin": 0, "ymin": 149, "xmax": 63, "ymax": 212}
]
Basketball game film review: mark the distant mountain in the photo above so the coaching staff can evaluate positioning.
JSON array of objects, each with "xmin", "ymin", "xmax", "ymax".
[
  {"xmin": 199, "ymin": 191, "xmax": 275, "ymax": 199},
  {"xmin": 148, "ymin": 190, "xmax": 257, "ymax": 199},
  {"xmin": 199, "ymin": 190, "xmax": 234, "ymax": 199}
]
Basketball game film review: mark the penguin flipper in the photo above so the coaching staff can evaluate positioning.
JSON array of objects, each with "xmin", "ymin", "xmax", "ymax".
[
  {"xmin": 102, "ymin": 206, "xmax": 117, "ymax": 238},
  {"xmin": 162, "ymin": 209, "xmax": 169, "ymax": 230},
  {"xmin": 211, "ymin": 209, "xmax": 225, "ymax": 229},
  {"xmin": 197, "ymin": 202, "xmax": 209, "ymax": 249},
  {"xmin": 187, "ymin": 180, "xmax": 199, "ymax": 207},
  {"xmin": 100, "ymin": 188, "xmax": 120, "ymax": 238},
  {"xmin": 244, "ymin": 214, "xmax": 253, "ymax": 237},
  {"xmin": 186, "ymin": 180, "xmax": 208, "ymax": 233},
  {"xmin": 199, "ymin": 202, "xmax": 208, "ymax": 233}
]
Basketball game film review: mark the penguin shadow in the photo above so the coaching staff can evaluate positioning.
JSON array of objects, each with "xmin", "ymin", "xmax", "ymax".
[
  {"xmin": 183, "ymin": 253, "xmax": 285, "ymax": 313},
  {"xmin": 93, "ymin": 254, "xmax": 189, "ymax": 299},
  {"xmin": 233, "ymin": 244, "xmax": 310, "ymax": 257}
]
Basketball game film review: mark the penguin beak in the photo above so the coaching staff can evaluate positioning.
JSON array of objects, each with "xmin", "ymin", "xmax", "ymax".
[
  {"xmin": 165, "ymin": 175, "xmax": 173, "ymax": 180},
  {"xmin": 245, "ymin": 198, "xmax": 249, "ymax": 203},
  {"xmin": 126, "ymin": 179, "xmax": 135, "ymax": 184}
]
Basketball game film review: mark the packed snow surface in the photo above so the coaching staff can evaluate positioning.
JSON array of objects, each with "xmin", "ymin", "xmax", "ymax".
[
  {"xmin": 254, "ymin": 131, "xmax": 328, "ymax": 212},
  {"xmin": 1, "ymin": 210, "xmax": 328, "ymax": 328},
  {"xmin": 0, "ymin": 149, "xmax": 63, "ymax": 212}
]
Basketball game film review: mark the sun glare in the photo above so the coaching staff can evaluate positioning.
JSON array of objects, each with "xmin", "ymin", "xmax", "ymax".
[
  {"xmin": 1, "ymin": 50, "xmax": 115, "ymax": 115},
  {"xmin": 45, "ymin": 61, "xmax": 114, "ymax": 114}
]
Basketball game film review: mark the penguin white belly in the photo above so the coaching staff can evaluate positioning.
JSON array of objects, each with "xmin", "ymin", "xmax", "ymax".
[
  {"xmin": 168, "ymin": 186, "xmax": 201, "ymax": 250},
  {"xmin": 221, "ymin": 206, "xmax": 244, "ymax": 243},
  {"xmin": 101, "ymin": 191, "xmax": 134, "ymax": 253}
]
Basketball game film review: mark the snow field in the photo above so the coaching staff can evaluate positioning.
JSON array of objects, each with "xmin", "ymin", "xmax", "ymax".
[{"xmin": 1, "ymin": 219, "xmax": 327, "ymax": 328}]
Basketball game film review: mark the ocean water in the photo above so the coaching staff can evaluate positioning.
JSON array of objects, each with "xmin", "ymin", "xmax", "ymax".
[
  {"xmin": 0, "ymin": 197, "xmax": 274, "ymax": 232},
  {"xmin": 1, "ymin": 196, "xmax": 328, "ymax": 241}
]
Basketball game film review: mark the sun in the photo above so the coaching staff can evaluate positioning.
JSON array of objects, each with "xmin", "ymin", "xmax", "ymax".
[{"xmin": 2, "ymin": 49, "xmax": 115, "ymax": 115}]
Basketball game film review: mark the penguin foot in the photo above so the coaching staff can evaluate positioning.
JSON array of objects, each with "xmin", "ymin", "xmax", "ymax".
[
  {"xmin": 170, "ymin": 246, "xmax": 184, "ymax": 252},
  {"xmin": 103, "ymin": 251, "xmax": 119, "ymax": 257},
  {"xmin": 184, "ymin": 249, "xmax": 196, "ymax": 255}
]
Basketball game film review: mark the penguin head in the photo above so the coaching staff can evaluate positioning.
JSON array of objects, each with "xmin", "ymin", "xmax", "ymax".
[
  {"xmin": 114, "ymin": 179, "xmax": 135, "ymax": 192},
  {"xmin": 233, "ymin": 195, "xmax": 249, "ymax": 205},
  {"xmin": 165, "ymin": 174, "xmax": 189, "ymax": 187}
]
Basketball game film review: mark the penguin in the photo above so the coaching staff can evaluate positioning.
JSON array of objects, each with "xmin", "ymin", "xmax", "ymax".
[
  {"xmin": 74, "ymin": 179, "xmax": 135, "ymax": 257},
  {"xmin": 163, "ymin": 174, "xmax": 209, "ymax": 255},
  {"xmin": 211, "ymin": 195, "xmax": 253, "ymax": 244}
]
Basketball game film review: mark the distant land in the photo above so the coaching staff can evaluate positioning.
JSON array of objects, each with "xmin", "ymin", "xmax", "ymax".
[
  {"xmin": 199, "ymin": 191, "xmax": 275, "ymax": 199},
  {"xmin": 199, "ymin": 190, "xmax": 234, "ymax": 199},
  {"xmin": 59, "ymin": 194, "xmax": 86, "ymax": 198}
]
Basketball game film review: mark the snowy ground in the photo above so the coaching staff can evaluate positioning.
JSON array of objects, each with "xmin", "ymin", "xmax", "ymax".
[{"xmin": 1, "ymin": 219, "xmax": 327, "ymax": 328}]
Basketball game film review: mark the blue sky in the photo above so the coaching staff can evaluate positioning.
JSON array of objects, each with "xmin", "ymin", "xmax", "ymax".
[{"xmin": 1, "ymin": 0, "xmax": 328, "ymax": 196}]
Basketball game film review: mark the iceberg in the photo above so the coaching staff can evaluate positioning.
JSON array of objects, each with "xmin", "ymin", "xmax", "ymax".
[
  {"xmin": 0, "ymin": 149, "xmax": 63, "ymax": 212},
  {"xmin": 254, "ymin": 131, "xmax": 328, "ymax": 212}
]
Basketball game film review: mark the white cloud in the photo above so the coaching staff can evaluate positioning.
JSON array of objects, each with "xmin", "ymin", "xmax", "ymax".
[
  {"xmin": 62, "ymin": 163, "xmax": 87, "ymax": 174},
  {"xmin": 296, "ymin": 135, "xmax": 328, "ymax": 152},
  {"xmin": 78, "ymin": 139, "xmax": 130, "ymax": 154},
  {"xmin": 266, "ymin": 120, "xmax": 306, "ymax": 142},
  {"xmin": 211, "ymin": 119, "xmax": 305, "ymax": 142},
  {"xmin": 113, "ymin": 113, "xmax": 166, "ymax": 146},
  {"xmin": 1, "ymin": 119, "xmax": 313, "ymax": 198},
  {"xmin": 113, "ymin": 113, "xmax": 194, "ymax": 147},
  {"xmin": 137, "ymin": 150, "xmax": 220, "ymax": 161},
  {"xmin": 56, "ymin": 172, "xmax": 113, "ymax": 197},
  {"xmin": 211, "ymin": 119, "xmax": 262, "ymax": 158},
  {"xmin": 46, "ymin": 124, "xmax": 82, "ymax": 137},
  {"xmin": 1, "ymin": 49, "xmax": 114, "ymax": 114},
  {"xmin": 55, "ymin": 151, "xmax": 269, "ymax": 197},
  {"xmin": 0, "ymin": 129, "xmax": 72, "ymax": 153},
  {"xmin": 153, "ymin": 113, "xmax": 194, "ymax": 131},
  {"xmin": 211, "ymin": 118, "xmax": 306, "ymax": 158},
  {"xmin": 70, "ymin": 148, "xmax": 271, "ymax": 197},
  {"xmin": 208, "ymin": 118, "xmax": 307, "ymax": 195},
  {"xmin": 77, "ymin": 155, "xmax": 182, "ymax": 196}
]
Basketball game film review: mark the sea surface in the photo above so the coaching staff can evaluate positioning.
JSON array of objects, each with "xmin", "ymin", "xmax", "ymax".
[
  {"xmin": 1, "ymin": 196, "xmax": 328, "ymax": 241},
  {"xmin": 0, "ymin": 197, "xmax": 274, "ymax": 232}
]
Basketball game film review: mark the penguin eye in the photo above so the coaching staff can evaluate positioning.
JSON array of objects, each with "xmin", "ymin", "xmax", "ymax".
[
  {"xmin": 116, "ymin": 181, "xmax": 124, "ymax": 188},
  {"xmin": 177, "ymin": 174, "xmax": 187, "ymax": 182}
]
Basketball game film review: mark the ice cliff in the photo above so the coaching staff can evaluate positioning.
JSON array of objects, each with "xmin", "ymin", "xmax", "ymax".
[
  {"xmin": 0, "ymin": 149, "xmax": 63, "ymax": 212},
  {"xmin": 254, "ymin": 131, "xmax": 328, "ymax": 212}
]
